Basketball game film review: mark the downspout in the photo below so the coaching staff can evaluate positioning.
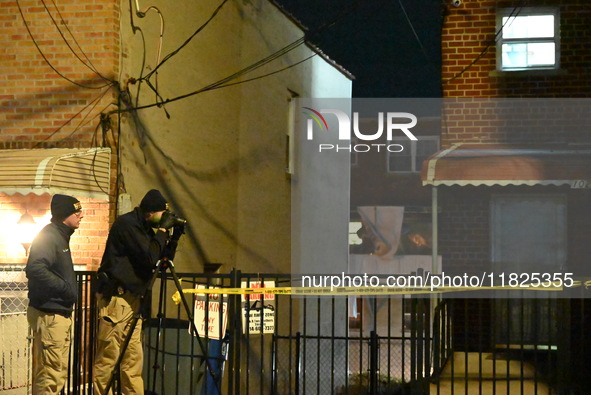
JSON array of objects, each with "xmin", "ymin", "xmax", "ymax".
[{"xmin": 432, "ymin": 186, "xmax": 439, "ymax": 274}]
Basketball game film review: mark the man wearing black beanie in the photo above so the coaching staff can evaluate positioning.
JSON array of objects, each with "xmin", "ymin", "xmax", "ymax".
[
  {"xmin": 93, "ymin": 189, "xmax": 177, "ymax": 394},
  {"xmin": 26, "ymin": 194, "xmax": 83, "ymax": 394}
]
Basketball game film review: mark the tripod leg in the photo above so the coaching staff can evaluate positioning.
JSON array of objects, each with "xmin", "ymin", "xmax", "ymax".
[
  {"xmin": 103, "ymin": 311, "xmax": 141, "ymax": 394},
  {"xmin": 166, "ymin": 260, "xmax": 222, "ymax": 394},
  {"xmin": 99, "ymin": 261, "xmax": 163, "ymax": 395},
  {"xmin": 150, "ymin": 271, "xmax": 167, "ymax": 392}
]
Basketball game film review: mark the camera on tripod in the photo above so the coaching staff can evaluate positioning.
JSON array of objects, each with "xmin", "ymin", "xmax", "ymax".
[
  {"xmin": 169, "ymin": 212, "xmax": 187, "ymax": 226},
  {"xmin": 159, "ymin": 210, "xmax": 187, "ymax": 230}
]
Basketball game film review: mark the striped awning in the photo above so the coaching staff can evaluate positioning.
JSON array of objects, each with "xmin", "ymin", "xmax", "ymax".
[
  {"xmin": 0, "ymin": 148, "xmax": 111, "ymax": 200},
  {"xmin": 421, "ymin": 143, "xmax": 591, "ymax": 188}
]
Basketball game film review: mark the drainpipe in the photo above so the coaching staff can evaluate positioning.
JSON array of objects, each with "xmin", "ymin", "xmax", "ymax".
[{"xmin": 432, "ymin": 186, "xmax": 439, "ymax": 275}]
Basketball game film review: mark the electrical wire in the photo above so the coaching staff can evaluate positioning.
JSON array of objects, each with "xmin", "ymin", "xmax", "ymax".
[
  {"xmin": 119, "ymin": 0, "xmax": 364, "ymax": 114},
  {"xmin": 60, "ymin": 100, "xmax": 116, "ymax": 143},
  {"xmin": 132, "ymin": 2, "xmax": 166, "ymax": 105},
  {"xmin": 111, "ymin": 2, "xmax": 369, "ymax": 269},
  {"xmin": 443, "ymin": 3, "xmax": 525, "ymax": 83},
  {"xmin": 398, "ymin": 0, "xmax": 432, "ymax": 66},
  {"xmin": 44, "ymin": 0, "xmax": 114, "ymax": 85},
  {"xmin": 32, "ymin": 86, "xmax": 113, "ymax": 148},
  {"xmin": 15, "ymin": 0, "xmax": 109, "ymax": 90},
  {"xmin": 112, "ymin": 49, "xmax": 315, "ymax": 114},
  {"xmin": 190, "ymin": 53, "xmax": 318, "ymax": 92},
  {"xmin": 143, "ymin": 0, "xmax": 229, "ymax": 81}
]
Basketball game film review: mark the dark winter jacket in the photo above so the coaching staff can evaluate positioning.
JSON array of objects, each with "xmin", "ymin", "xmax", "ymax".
[
  {"xmin": 98, "ymin": 207, "xmax": 168, "ymax": 295},
  {"xmin": 26, "ymin": 221, "xmax": 77, "ymax": 316}
]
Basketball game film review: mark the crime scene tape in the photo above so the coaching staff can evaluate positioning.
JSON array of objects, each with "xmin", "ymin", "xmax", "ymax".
[{"xmin": 171, "ymin": 282, "xmax": 572, "ymax": 305}]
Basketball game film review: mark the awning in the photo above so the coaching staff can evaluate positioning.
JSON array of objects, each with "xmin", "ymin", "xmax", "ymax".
[
  {"xmin": 0, "ymin": 148, "xmax": 111, "ymax": 200},
  {"xmin": 421, "ymin": 143, "xmax": 591, "ymax": 188}
]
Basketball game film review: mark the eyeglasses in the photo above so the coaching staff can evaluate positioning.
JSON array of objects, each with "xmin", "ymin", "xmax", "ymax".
[{"xmin": 74, "ymin": 210, "xmax": 83, "ymax": 218}]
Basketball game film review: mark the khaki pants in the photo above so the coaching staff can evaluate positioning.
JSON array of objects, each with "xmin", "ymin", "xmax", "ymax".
[
  {"xmin": 27, "ymin": 306, "xmax": 72, "ymax": 395},
  {"xmin": 93, "ymin": 292, "xmax": 144, "ymax": 395}
]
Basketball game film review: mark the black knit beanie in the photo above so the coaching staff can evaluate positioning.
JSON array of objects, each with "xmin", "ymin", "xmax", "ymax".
[
  {"xmin": 140, "ymin": 189, "xmax": 168, "ymax": 212},
  {"xmin": 51, "ymin": 194, "xmax": 82, "ymax": 222}
]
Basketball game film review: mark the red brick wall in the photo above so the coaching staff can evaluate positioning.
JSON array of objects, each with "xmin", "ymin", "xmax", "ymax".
[
  {"xmin": 442, "ymin": 0, "xmax": 591, "ymax": 99},
  {"xmin": 0, "ymin": 0, "xmax": 120, "ymax": 147},
  {"xmin": 441, "ymin": 0, "xmax": 591, "ymax": 146},
  {"xmin": 0, "ymin": 0, "xmax": 120, "ymax": 268},
  {"xmin": 439, "ymin": 186, "xmax": 490, "ymax": 275},
  {"xmin": 0, "ymin": 193, "xmax": 109, "ymax": 268}
]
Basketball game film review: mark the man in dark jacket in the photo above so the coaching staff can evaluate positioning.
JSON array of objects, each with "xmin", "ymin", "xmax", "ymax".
[
  {"xmin": 26, "ymin": 194, "xmax": 83, "ymax": 394},
  {"xmin": 93, "ymin": 189, "xmax": 177, "ymax": 394}
]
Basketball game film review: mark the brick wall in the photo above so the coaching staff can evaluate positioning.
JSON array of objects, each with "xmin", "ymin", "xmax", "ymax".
[
  {"xmin": 0, "ymin": 193, "xmax": 108, "ymax": 268},
  {"xmin": 439, "ymin": 186, "xmax": 490, "ymax": 275},
  {"xmin": 0, "ymin": 0, "xmax": 120, "ymax": 268},
  {"xmin": 0, "ymin": 0, "xmax": 120, "ymax": 147},
  {"xmin": 441, "ymin": 0, "xmax": 591, "ymax": 146},
  {"xmin": 442, "ymin": 0, "xmax": 591, "ymax": 99}
]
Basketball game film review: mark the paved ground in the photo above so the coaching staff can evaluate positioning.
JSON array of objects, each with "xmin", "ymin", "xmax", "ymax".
[{"xmin": 430, "ymin": 352, "xmax": 551, "ymax": 394}]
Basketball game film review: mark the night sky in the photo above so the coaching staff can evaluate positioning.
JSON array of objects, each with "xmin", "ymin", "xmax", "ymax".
[{"xmin": 276, "ymin": 0, "xmax": 443, "ymax": 98}]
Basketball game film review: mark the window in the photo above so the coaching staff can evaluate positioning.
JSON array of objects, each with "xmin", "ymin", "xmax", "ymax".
[
  {"xmin": 497, "ymin": 8, "xmax": 559, "ymax": 71},
  {"xmin": 387, "ymin": 136, "xmax": 439, "ymax": 173}
]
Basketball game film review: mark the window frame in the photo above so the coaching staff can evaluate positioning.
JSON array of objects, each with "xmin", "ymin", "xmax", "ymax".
[
  {"xmin": 386, "ymin": 136, "xmax": 439, "ymax": 174},
  {"xmin": 496, "ymin": 7, "xmax": 560, "ymax": 72}
]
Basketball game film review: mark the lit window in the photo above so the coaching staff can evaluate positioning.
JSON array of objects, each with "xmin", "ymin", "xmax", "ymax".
[
  {"xmin": 387, "ymin": 136, "xmax": 439, "ymax": 173},
  {"xmin": 497, "ymin": 8, "xmax": 559, "ymax": 71}
]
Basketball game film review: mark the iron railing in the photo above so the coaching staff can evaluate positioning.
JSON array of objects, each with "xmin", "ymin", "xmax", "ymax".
[{"xmin": 0, "ymin": 266, "xmax": 589, "ymax": 394}]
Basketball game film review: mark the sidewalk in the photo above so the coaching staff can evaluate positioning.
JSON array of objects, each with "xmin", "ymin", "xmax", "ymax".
[{"xmin": 430, "ymin": 352, "xmax": 551, "ymax": 394}]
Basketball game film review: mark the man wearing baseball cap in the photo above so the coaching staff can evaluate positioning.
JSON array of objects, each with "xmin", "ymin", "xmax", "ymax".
[
  {"xmin": 26, "ymin": 194, "xmax": 83, "ymax": 394},
  {"xmin": 93, "ymin": 189, "xmax": 177, "ymax": 394}
]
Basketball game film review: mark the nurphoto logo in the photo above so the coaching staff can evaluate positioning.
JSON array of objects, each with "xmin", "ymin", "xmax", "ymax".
[{"xmin": 302, "ymin": 107, "xmax": 418, "ymax": 152}]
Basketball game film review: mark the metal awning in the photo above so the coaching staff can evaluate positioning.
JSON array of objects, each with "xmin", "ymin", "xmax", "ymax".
[
  {"xmin": 421, "ymin": 143, "xmax": 591, "ymax": 188},
  {"xmin": 0, "ymin": 148, "xmax": 111, "ymax": 200}
]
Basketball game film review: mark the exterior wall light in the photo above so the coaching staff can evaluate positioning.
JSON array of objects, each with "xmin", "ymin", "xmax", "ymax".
[{"xmin": 17, "ymin": 211, "xmax": 36, "ymax": 255}]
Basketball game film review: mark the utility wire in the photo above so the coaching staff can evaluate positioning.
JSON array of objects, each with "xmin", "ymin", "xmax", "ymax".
[
  {"xmin": 33, "ymin": 86, "xmax": 113, "ymax": 147},
  {"xmin": 60, "ymin": 100, "xmax": 116, "ymax": 143},
  {"xmin": 44, "ymin": 0, "xmax": 114, "ymax": 85},
  {"xmin": 16, "ymin": 0, "xmax": 108, "ymax": 90},
  {"xmin": 444, "ymin": 3, "xmax": 525, "ymax": 83},
  {"xmin": 143, "ymin": 0, "xmax": 229, "ymax": 80},
  {"xmin": 398, "ymin": 0, "xmax": 432, "ymax": 66},
  {"xmin": 122, "ymin": 0, "xmax": 364, "ymax": 114},
  {"xmin": 113, "ymin": 48, "xmax": 314, "ymax": 114},
  {"xmin": 132, "ymin": 3, "xmax": 166, "ymax": 106}
]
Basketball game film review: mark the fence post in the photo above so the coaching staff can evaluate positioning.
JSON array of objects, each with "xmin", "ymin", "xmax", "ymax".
[
  {"xmin": 226, "ymin": 269, "xmax": 242, "ymax": 395},
  {"xmin": 369, "ymin": 330, "xmax": 378, "ymax": 395},
  {"xmin": 295, "ymin": 331, "xmax": 301, "ymax": 395}
]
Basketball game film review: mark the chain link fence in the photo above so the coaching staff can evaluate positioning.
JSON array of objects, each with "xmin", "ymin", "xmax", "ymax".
[{"xmin": 0, "ymin": 265, "xmax": 29, "ymax": 393}]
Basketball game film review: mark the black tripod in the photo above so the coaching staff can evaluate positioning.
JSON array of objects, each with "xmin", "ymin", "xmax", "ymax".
[{"xmin": 103, "ymin": 258, "xmax": 221, "ymax": 394}]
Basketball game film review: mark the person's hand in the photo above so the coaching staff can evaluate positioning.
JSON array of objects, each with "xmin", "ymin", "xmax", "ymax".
[
  {"xmin": 170, "ymin": 223, "xmax": 186, "ymax": 241},
  {"xmin": 159, "ymin": 211, "xmax": 176, "ymax": 230}
]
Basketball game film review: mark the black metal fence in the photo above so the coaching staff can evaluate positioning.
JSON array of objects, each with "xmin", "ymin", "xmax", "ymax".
[{"xmin": 1, "ymin": 266, "xmax": 589, "ymax": 394}]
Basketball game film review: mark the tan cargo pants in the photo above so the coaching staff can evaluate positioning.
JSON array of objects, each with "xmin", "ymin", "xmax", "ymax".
[
  {"xmin": 93, "ymin": 292, "xmax": 144, "ymax": 395},
  {"xmin": 27, "ymin": 306, "xmax": 72, "ymax": 395}
]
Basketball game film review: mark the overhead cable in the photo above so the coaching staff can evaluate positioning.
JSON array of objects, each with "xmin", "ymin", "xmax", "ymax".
[
  {"xmin": 15, "ymin": 0, "xmax": 110, "ymax": 90},
  {"xmin": 444, "ymin": 3, "xmax": 525, "ymax": 83},
  {"xmin": 44, "ymin": 0, "xmax": 113, "ymax": 85},
  {"xmin": 143, "ymin": 0, "xmax": 230, "ymax": 80},
  {"xmin": 121, "ymin": 0, "xmax": 364, "ymax": 114}
]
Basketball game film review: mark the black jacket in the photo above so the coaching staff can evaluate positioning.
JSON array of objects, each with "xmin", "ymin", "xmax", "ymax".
[
  {"xmin": 98, "ymin": 207, "xmax": 168, "ymax": 295},
  {"xmin": 26, "ymin": 221, "xmax": 77, "ymax": 315}
]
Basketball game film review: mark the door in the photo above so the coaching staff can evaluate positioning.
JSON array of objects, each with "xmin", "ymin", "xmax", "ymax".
[{"xmin": 491, "ymin": 194, "xmax": 566, "ymax": 345}]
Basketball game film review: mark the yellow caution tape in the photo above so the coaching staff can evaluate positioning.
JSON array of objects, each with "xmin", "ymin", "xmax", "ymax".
[{"xmin": 171, "ymin": 283, "xmax": 570, "ymax": 304}]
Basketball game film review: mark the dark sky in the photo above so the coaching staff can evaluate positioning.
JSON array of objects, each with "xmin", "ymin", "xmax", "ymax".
[{"xmin": 276, "ymin": 0, "xmax": 443, "ymax": 98}]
